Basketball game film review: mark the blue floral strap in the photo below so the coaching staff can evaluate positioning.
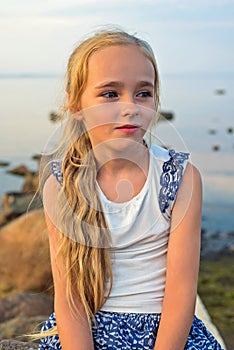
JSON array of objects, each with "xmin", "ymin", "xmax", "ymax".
[
  {"xmin": 159, "ymin": 149, "xmax": 189, "ymax": 214},
  {"xmin": 51, "ymin": 160, "xmax": 63, "ymax": 186}
]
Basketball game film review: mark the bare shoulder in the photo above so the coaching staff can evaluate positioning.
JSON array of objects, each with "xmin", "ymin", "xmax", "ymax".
[
  {"xmin": 43, "ymin": 174, "xmax": 61, "ymax": 196},
  {"xmin": 184, "ymin": 162, "xmax": 202, "ymax": 183},
  {"xmin": 178, "ymin": 162, "xmax": 202, "ymax": 199},
  {"xmin": 42, "ymin": 174, "xmax": 61, "ymax": 207},
  {"xmin": 42, "ymin": 175, "xmax": 61, "ymax": 236},
  {"xmin": 171, "ymin": 162, "xmax": 202, "ymax": 230}
]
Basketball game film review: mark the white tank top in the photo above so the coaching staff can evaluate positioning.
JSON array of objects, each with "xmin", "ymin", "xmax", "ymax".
[
  {"xmin": 97, "ymin": 144, "xmax": 189, "ymax": 313},
  {"xmin": 50, "ymin": 144, "xmax": 189, "ymax": 314}
]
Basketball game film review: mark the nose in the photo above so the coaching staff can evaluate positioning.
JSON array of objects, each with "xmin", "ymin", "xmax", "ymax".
[{"xmin": 120, "ymin": 101, "xmax": 140, "ymax": 118}]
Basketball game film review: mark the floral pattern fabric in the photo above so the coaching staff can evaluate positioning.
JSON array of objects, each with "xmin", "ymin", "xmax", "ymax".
[
  {"xmin": 38, "ymin": 311, "xmax": 224, "ymax": 349},
  {"xmin": 159, "ymin": 149, "xmax": 189, "ymax": 214}
]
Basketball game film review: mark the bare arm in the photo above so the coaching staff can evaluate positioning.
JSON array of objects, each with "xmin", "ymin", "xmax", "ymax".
[
  {"xmin": 154, "ymin": 163, "xmax": 202, "ymax": 350},
  {"xmin": 43, "ymin": 176, "xmax": 94, "ymax": 350}
]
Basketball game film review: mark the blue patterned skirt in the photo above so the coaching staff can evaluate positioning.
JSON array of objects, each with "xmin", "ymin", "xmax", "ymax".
[{"xmin": 38, "ymin": 311, "xmax": 224, "ymax": 349}]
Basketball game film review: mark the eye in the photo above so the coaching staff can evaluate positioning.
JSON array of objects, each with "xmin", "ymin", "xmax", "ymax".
[
  {"xmin": 136, "ymin": 91, "xmax": 152, "ymax": 98},
  {"xmin": 102, "ymin": 91, "xmax": 118, "ymax": 99}
]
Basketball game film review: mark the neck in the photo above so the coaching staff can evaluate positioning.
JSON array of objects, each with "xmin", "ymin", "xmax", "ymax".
[{"xmin": 94, "ymin": 140, "xmax": 149, "ymax": 175}]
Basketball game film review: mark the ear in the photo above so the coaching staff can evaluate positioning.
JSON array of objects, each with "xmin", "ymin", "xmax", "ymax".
[
  {"xmin": 72, "ymin": 110, "xmax": 83, "ymax": 120},
  {"xmin": 67, "ymin": 93, "xmax": 83, "ymax": 120}
]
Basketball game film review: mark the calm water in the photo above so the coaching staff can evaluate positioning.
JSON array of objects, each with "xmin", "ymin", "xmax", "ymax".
[{"xmin": 0, "ymin": 74, "xmax": 234, "ymax": 235}]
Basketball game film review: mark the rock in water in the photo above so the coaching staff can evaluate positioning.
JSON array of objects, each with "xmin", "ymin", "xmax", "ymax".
[
  {"xmin": 7, "ymin": 165, "xmax": 30, "ymax": 177},
  {"xmin": 0, "ymin": 161, "xmax": 10, "ymax": 167}
]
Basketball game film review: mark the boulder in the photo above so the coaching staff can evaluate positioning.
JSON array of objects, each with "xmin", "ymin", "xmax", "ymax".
[
  {"xmin": 0, "ymin": 192, "xmax": 42, "ymax": 223},
  {"xmin": 0, "ymin": 340, "xmax": 37, "ymax": 350},
  {"xmin": 0, "ymin": 316, "xmax": 44, "ymax": 342},
  {"xmin": 0, "ymin": 161, "xmax": 41, "ymax": 227},
  {"xmin": 158, "ymin": 111, "xmax": 174, "ymax": 121},
  {"xmin": 7, "ymin": 166, "xmax": 30, "ymax": 177},
  {"xmin": 0, "ymin": 209, "xmax": 52, "ymax": 296},
  {"xmin": 0, "ymin": 292, "xmax": 53, "ymax": 324},
  {"xmin": 21, "ymin": 173, "xmax": 39, "ymax": 193},
  {"xmin": 0, "ymin": 161, "xmax": 10, "ymax": 167},
  {"xmin": 6, "ymin": 164, "xmax": 39, "ymax": 193}
]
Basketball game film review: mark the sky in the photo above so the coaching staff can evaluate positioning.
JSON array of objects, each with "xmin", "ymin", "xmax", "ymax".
[{"xmin": 0, "ymin": 0, "xmax": 234, "ymax": 77}]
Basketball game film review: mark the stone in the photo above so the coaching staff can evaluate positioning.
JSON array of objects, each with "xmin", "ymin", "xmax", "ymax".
[
  {"xmin": 0, "ymin": 292, "xmax": 53, "ymax": 324},
  {"xmin": 0, "ymin": 209, "xmax": 52, "ymax": 296},
  {"xmin": 0, "ymin": 160, "xmax": 41, "ymax": 227},
  {"xmin": 0, "ymin": 316, "xmax": 44, "ymax": 342},
  {"xmin": 7, "ymin": 166, "xmax": 30, "ymax": 177},
  {"xmin": 1, "ymin": 192, "xmax": 42, "ymax": 220},
  {"xmin": 20, "ymin": 173, "xmax": 39, "ymax": 193},
  {"xmin": 158, "ymin": 110, "xmax": 174, "ymax": 121},
  {"xmin": 0, "ymin": 339, "xmax": 38, "ymax": 349},
  {"xmin": 0, "ymin": 161, "xmax": 10, "ymax": 167}
]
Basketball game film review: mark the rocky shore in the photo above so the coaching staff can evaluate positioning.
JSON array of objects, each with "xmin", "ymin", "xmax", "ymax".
[
  {"xmin": 0, "ymin": 209, "xmax": 53, "ymax": 349},
  {"xmin": 0, "ymin": 159, "xmax": 42, "ymax": 227}
]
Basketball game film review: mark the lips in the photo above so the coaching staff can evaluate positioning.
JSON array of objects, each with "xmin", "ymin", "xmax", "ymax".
[
  {"xmin": 115, "ymin": 124, "xmax": 140, "ymax": 134},
  {"xmin": 116, "ymin": 124, "xmax": 139, "ymax": 129}
]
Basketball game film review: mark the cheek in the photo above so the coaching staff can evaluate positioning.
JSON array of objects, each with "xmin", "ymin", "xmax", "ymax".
[
  {"xmin": 82, "ymin": 104, "xmax": 118, "ymax": 131},
  {"xmin": 86, "ymin": 125, "xmax": 110, "ymax": 147}
]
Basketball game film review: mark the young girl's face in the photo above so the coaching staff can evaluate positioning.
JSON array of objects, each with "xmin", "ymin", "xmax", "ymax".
[{"xmin": 77, "ymin": 44, "xmax": 155, "ymax": 150}]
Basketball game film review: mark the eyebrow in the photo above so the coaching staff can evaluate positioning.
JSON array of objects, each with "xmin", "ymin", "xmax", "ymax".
[{"xmin": 95, "ymin": 81, "xmax": 154, "ymax": 90}]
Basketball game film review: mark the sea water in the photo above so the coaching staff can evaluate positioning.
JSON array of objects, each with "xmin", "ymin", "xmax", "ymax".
[{"xmin": 0, "ymin": 74, "xmax": 233, "ymax": 238}]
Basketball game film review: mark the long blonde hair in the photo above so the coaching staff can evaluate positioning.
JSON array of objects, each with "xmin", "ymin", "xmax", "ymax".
[{"xmin": 40, "ymin": 27, "xmax": 160, "ymax": 336}]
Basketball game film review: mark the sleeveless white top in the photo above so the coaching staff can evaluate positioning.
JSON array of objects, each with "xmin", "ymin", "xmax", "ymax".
[
  {"xmin": 97, "ymin": 144, "xmax": 189, "ymax": 313},
  {"xmin": 50, "ymin": 144, "xmax": 189, "ymax": 314}
]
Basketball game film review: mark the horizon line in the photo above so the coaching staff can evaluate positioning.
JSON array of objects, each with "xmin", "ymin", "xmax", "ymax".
[{"xmin": 0, "ymin": 71, "xmax": 234, "ymax": 79}]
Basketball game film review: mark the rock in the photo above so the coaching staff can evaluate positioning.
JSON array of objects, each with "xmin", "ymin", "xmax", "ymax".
[
  {"xmin": 0, "ymin": 209, "xmax": 52, "ymax": 296},
  {"xmin": 0, "ymin": 340, "xmax": 38, "ymax": 350},
  {"xmin": 49, "ymin": 111, "xmax": 62, "ymax": 123},
  {"xmin": 214, "ymin": 88, "xmax": 226, "ymax": 95},
  {"xmin": 0, "ymin": 160, "xmax": 41, "ymax": 227},
  {"xmin": 1, "ymin": 192, "xmax": 41, "ymax": 215},
  {"xmin": 7, "ymin": 164, "xmax": 39, "ymax": 193},
  {"xmin": 31, "ymin": 154, "xmax": 41, "ymax": 162},
  {"xmin": 0, "ymin": 292, "xmax": 53, "ymax": 324},
  {"xmin": 0, "ymin": 193, "xmax": 42, "ymax": 227},
  {"xmin": 0, "ymin": 208, "xmax": 15, "ymax": 227},
  {"xmin": 0, "ymin": 316, "xmax": 44, "ymax": 342},
  {"xmin": 21, "ymin": 173, "xmax": 39, "ymax": 193},
  {"xmin": 208, "ymin": 129, "xmax": 216, "ymax": 135},
  {"xmin": 212, "ymin": 144, "xmax": 220, "ymax": 151},
  {"xmin": 0, "ymin": 161, "xmax": 10, "ymax": 167},
  {"xmin": 7, "ymin": 166, "xmax": 31, "ymax": 177},
  {"xmin": 158, "ymin": 111, "xmax": 174, "ymax": 121}
]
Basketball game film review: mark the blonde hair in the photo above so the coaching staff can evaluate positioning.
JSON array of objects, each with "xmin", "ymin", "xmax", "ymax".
[{"xmin": 39, "ymin": 27, "xmax": 160, "ymax": 338}]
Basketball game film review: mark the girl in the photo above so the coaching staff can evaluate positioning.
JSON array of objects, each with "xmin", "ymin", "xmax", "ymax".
[{"xmin": 38, "ymin": 28, "xmax": 223, "ymax": 349}]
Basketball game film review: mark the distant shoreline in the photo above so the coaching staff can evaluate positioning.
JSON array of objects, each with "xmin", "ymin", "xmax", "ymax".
[
  {"xmin": 0, "ymin": 73, "xmax": 61, "ymax": 79},
  {"xmin": 1, "ymin": 71, "xmax": 234, "ymax": 80}
]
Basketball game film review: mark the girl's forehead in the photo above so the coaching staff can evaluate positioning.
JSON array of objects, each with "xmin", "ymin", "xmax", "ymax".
[
  {"xmin": 87, "ymin": 44, "xmax": 154, "ymax": 81},
  {"xmin": 90, "ymin": 44, "xmax": 146, "ymax": 62}
]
